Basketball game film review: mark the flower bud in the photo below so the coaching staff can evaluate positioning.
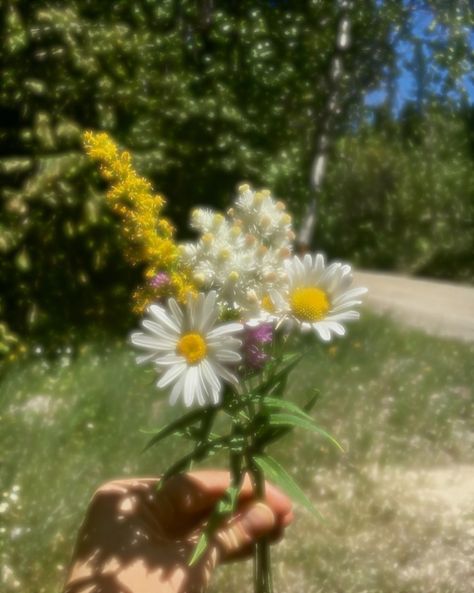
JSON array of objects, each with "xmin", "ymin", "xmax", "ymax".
[
  {"xmin": 202, "ymin": 233, "xmax": 214, "ymax": 246},
  {"xmin": 212, "ymin": 213, "xmax": 225, "ymax": 227},
  {"xmin": 246, "ymin": 289, "xmax": 258, "ymax": 303},
  {"xmin": 193, "ymin": 273, "xmax": 206, "ymax": 286},
  {"xmin": 230, "ymin": 225, "xmax": 242, "ymax": 238},
  {"xmin": 218, "ymin": 248, "xmax": 231, "ymax": 261}
]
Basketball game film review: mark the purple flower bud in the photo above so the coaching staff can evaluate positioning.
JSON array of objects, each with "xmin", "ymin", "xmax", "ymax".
[
  {"xmin": 242, "ymin": 322, "xmax": 273, "ymax": 370},
  {"xmin": 249, "ymin": 323, "xmax": 273, "ymax": 344},
  {"xmin": 150, "ymin": 272, "xmax": 170, "ymax": 289}
]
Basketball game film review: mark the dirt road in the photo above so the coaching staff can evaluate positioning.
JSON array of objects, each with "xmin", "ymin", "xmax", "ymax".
[{"xmin": 355, "ymin": 271, "xmax": 474, "ymax": 342}]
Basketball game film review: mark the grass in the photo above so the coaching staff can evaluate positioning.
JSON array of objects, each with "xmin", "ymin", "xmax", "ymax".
[{"xmin": 0, "ymin": 312, "xmax": 473, "ymax": 592}]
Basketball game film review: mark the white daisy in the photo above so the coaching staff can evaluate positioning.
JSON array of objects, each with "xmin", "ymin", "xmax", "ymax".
[
  {"xmin": 271, "ymin": 253, "xmax": 367, "ymax": 342},
  {"xmin": 130, "ymin": 291, "xmax": 243, "ymax": 407}
]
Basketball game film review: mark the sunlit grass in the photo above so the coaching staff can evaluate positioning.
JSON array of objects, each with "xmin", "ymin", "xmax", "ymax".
[{"xmin": 0, "ymin": 312, "xmax": 472, "ymax": 592}]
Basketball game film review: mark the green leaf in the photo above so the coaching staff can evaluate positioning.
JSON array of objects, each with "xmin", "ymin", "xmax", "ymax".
[
  {"xmin": 189, "ymin": 480, "xmax": 240, "ymax": 566},
  {"xmin": 254, "ymin": 454, "xmax": 321, "ymax": 519},
  {"xmin": 271, "ymin": 353, "xmax": 303, "ymax": 382},
  {"xmin": 254, "ymin": 353, "xmax": 303, "ymax": 395},
  {"xmin": 268, "ymin": 413, "xmax": 344, "ymax": 452},
  {"xmin": 254, "ymin": 391, "xmax": 322, "ymax": 449},
  {"xmin": 189, "ymin": 532, "xmax": 209, "ymax": 566},
  {"xmin": 142, "ymin": 407, "xmax": 211, "ymax": 453},
  {"xmin": 157, "ymin": 434, "xmax": 231, "ymax": 490},
  {"xmin": 216, "ymin": 485, "xmax": 239, "ymax": 514},
  {"xmin": 262, "ymin": 396, "xmax": 315, "ymax": 422},
  {"xmin": 303, "ymin": 390, "xmax": 321, "ymax": 414}
]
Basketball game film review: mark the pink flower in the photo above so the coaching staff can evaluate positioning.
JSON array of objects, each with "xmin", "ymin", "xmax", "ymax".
[
  {"xmin": 149, "ymin": 272, "xmax": 170, "ymax": 289},
  {"xmin": 242, "ymin": 323, "xmax": 273, "ymax": 370}
]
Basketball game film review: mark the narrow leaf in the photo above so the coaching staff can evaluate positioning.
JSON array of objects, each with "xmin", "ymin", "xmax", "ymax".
[
  {"xmin": 303, "ymin": 390, "xmax": 321, "ymax": 414},
  {"xmin": 142, "ymin": 408, "xmax": 210, "ymax": 453},
  {"xmin": 268, "ymin": 413, "xmax": 344, "ymax": 451},
  {"xmin": 254, "ymin": 454, "xmax": 321, "ymax": 519},
  {"xmin": 255, "ymin": 353, "xmax": 303, "ymax": 394},
  {"xmin": 262, "ymin": 396, "xmax": 315, "ymax": 422},
  {"xmin": 189, "ymin": 532, "xmax": 209, "ymax": 566},
  {"xmin": 157, "ymin": 435, "xmax": 231, "ymax": 489}
]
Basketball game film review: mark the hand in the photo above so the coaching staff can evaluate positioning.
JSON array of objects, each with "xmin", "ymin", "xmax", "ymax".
[{"xmin": 63, "ymin": 471, "xmax": 293, "ymax": 593}]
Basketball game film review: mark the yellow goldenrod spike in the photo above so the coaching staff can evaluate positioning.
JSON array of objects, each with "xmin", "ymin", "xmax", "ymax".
[{"xmin": 82, "ymin": 130, "xmax": 195, "ymax": 308}]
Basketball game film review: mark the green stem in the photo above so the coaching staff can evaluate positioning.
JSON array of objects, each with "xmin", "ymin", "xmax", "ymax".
[
  {"xmin": 251, "ymin": 462, "xmax": 273, "ymax": 593},
  {"xmin": 244, "ymin": 393, "xmax": 273, "ymax": 593}
]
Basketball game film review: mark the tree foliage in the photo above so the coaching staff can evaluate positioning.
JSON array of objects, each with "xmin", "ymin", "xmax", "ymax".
[
  {"xmin": 319, "ymin": 107, "xmax": 474, "ymax": 281},
  {"xmin": 0, "ymin": 0, "xmax": 395, "ymax": 349},
  {"xmin": 0, "ymin": 0, "xmax": 472, "ymax": 352}
]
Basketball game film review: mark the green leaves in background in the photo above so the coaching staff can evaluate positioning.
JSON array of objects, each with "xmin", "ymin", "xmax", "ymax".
[{"xmin": 4, "ymin": 1, "xmax": 472, "ymax": 352}]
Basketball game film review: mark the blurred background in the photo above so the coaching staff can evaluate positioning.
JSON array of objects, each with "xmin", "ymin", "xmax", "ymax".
[{"xmin": 0, "ymin": 2, "xmax": 473, "ymax": 592}]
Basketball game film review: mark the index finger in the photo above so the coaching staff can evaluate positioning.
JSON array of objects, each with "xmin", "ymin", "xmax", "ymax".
[{"xmin": 157, "ymin": 470, "xmax": 293, "ymax": 524}]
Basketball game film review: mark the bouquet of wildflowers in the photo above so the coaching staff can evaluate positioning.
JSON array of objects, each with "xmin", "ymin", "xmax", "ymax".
[{"xmin": 84, "ymin": 132, "xmax": 367, "ymax": 593}]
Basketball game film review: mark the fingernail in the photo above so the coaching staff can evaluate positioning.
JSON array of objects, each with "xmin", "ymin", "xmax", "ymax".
[{"xmin": 241, "ymin": 502, "xmax": 275, "ymax": 537}]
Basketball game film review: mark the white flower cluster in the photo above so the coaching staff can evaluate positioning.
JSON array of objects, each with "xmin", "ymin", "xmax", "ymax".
[
  {"xmin": 132, "ymin": 183, "xmax": 367, "ymax": 408},
  {"xmin": 180, "ymin": 184, "xmax": 294, "ymax": 319}
]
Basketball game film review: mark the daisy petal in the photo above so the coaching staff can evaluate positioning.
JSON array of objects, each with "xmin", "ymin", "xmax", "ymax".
[
  {"xmin": 149, "ymin": 304, "xmax": 181, "ymax": 334},
  {"xmin": 201, "ymin": 359, "xmax": 221, "ymax": 393},
  {"xmin": 135, "ymin": 351, "xmax": 159, "ymax": 365},
  {"xmin": 326, "ymin": 310, "xmax": 360, "ymax": 322},
  {"xmin": 194, "ymin": 365, "xmax": 205, "ymax": 406},
  {"xmin": 207, "ymin": 323, "xmax": 243, "ymax": 339},
  {"xmin": 154, "ymin": 354, "xmax": 185, "ymax": 366},
  {"xmin": 215, "ymin": 349, "xmax": 242, "ymax": 363},
  {"xmin": 141, "ymin": 320, "xmax": 178, "ymax": 344},
  {"xmin": 303, "ymin": 252, "xmax": 313, "ymax": 273},
  {"xmin": 325, "ymin": 321, "xmax": 346, "ymax": 336},
  {"xmin": 332, "ymin": 286, "xmax": 368, "ymax": 306},
  {"xmin": 184, "ymin": 367, "xmax": 198, "ymax": 407},
  {"xmin": 199, "ymin": 291, "xmax": 218, "ymax": 332},
  {"xmin": 330, "ymin": 300, "xmax": 363, "ymax": 313},
  {"xmin": 130, "ymin": 332, "xmax": 162, "ymax": 351},
  {"xmin": 313, "ymin": 323, "xmax": 331, "ymax": 342},
  {"xmin": 213, "ymin": 361, "xmax": 239, "ymax": 386},
  {"xmin": 168, "ymin": 298, "xmax": 183, "ymax": 325},
  {"xmin": 157, "ymin": 363, "xmax": 186, "ymax": 389},
  {"xmin": 169, "ymin": 373, "xmax": 186, "ymax": 405}
]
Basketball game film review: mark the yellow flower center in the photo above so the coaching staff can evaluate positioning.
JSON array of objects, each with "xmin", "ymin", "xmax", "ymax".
[
  {"xmin": 289, "ymin": 286, "xmax": 330, "ymax": 322},
  {"xmin": 177, "ymin": 333, "xmax": 208, "ymax": 364}
]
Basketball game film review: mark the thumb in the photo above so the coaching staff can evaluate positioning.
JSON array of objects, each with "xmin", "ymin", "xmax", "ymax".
[{"xmin": 214, "ymin": 502, "xmax": 276, "ymax": 561}]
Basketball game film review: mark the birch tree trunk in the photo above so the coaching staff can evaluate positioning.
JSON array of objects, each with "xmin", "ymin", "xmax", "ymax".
[{"xmin": 297, "ymin": 1, "xmax": 353, "ymax": 250}]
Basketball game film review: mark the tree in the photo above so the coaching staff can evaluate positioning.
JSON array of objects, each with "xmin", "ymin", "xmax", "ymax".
[
  {"xmin": 318, "ymin": 108, "xmax": 474, "ymax": 281},
  {"xmin": 1, "ymin": 0, "xmax": 472, "ymax": 352},
  {"xmin": 0, "ymin": 0, "xmax": 396, "ymax": 350}
]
